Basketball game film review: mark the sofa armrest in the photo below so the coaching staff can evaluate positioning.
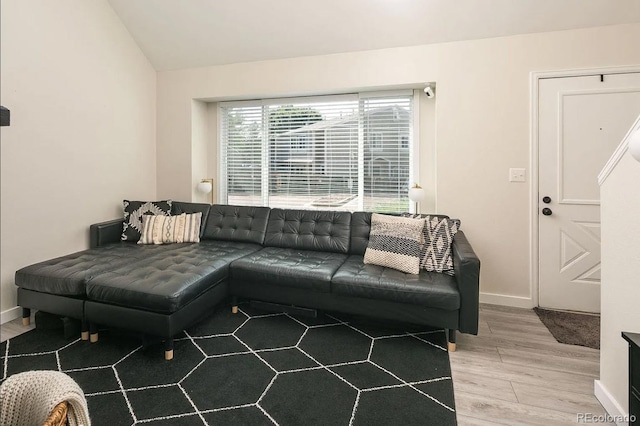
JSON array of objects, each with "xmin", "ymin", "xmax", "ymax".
[
  {"xmin": 452, "ymin": 230, "xmax": 481, "ymax": 335},
  {"xmin": 90, "ymin": 219, "xmax": 123, "ymax": 248}
]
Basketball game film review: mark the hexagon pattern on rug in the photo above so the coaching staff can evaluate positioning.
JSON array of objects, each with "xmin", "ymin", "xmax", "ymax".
[{"xmin": 1, "ymin": 307, "xmax": 456, "ymax": 425}]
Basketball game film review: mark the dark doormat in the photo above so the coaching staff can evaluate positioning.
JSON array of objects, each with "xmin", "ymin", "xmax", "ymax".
[
  {"xmin": 533, "ymin": 307, "xmax": 600, "ymax": 349},
  {"xmin": 1, "ymin": 306, "xmax": 457, "ymax": 425}
]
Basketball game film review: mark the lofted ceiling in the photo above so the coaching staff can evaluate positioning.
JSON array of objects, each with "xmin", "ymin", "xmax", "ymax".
[{"xmin": 107, "ymin": 0, "xmax": 640, "ymax": 71}]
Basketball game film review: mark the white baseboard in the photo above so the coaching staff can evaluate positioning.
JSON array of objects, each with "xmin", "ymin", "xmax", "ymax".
[
  {"xmin": 1, "ymin": 306, "xmax": 21, "ymax": 325},
  {"xmin": 479, "ymin": 292, "xmax": 534, "ymax": 309},
  {"xmin": 594, "ymin": 380, "xmax": 628, "ymax": 426}
]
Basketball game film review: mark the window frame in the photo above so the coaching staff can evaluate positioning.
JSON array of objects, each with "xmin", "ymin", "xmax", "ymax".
[{"xmin": 218, "ymin": 89, "xmax": 420, "ymax": 213}]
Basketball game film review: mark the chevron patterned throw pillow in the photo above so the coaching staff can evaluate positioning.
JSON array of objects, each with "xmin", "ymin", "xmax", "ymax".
[{"xmin": 403, "ymin": 214, "xmax": 460, "ymax": 275}]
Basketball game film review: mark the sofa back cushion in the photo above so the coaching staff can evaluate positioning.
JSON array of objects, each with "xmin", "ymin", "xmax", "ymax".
[
  {"xmin": 203, "ymin": 205, "xmax": 271, "ymax": 244},
  {"xmin": 349, "ymin": 211, "xmax": 450, "ymax": 255},
  {"xmin": 349, "ymin": 212, "xmax": 372, "ymax": 256},
  {"xmin": 171, "ymin": 201, "xmax": 211, "ymax": 237},
  {"xmin": 264, "ymin": 209, "xmax": 351, "ymax": 254}
]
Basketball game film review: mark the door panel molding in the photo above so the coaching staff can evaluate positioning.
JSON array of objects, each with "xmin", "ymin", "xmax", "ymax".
[
  {"xmin": 559, "ymin": 230, "xmax": 590, "ymax": 272},
  {"xmin": 557, "ymin": 88, "xmax": 640, "ymax": 205},
  {"xmin": 530, "ymin": 65, "xmax": 640, "ymax": 310},
  {"xmin": 558, "ymin": 199, "xmax": 600, "ymax": 205}
]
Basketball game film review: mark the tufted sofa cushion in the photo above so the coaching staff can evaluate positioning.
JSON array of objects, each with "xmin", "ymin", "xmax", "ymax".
[
  {"xmin": 230, "ymin": 247, "xmax": 348, "ymax": 292},
  {"xmin": 331, "ymin": 255, "xmax": 460, "ymax": 310},
  {"xmin": 203, "ymin": 205, "xmax": 270, "ymax": 245},
  {"xmin": 263, "ymin": 209, "xmax": 351, "ymax": 254},
  {"xmin": 349, "ymin": 212, "xmax": 372, "ymax": 256},
  {"xmin": 85, "ymin": 241, "xmax": 261, "ymax": 313},
  {"xmin": 15, "ymin": 243, "xmax": 180, "ymax": 296}
]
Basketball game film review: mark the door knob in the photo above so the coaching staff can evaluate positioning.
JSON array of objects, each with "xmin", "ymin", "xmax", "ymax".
[
  {"xmin": 542, "ymin": 196, "xmax": 551, "ymax": 204},
  {"xmin": 542, "ymin": 208, "xmax": 552, "ymax": 216}
]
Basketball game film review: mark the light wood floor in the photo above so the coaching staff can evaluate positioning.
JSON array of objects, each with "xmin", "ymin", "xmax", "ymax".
[
  {"xmin": 452, "ymin": 304, "xmax": 610, "ymax": 425},
  {"xmin": 1, "ymin": 305, "xmax": 609, "ymax": 425},
  {"xmin": 1, "ymin": 314, "xmax": 34, "ymax": 342}
]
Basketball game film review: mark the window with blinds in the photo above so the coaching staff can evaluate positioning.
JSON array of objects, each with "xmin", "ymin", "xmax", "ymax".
[{"xmin": 220, "ymin": 91, "xmax": 414, "ymax": 213}]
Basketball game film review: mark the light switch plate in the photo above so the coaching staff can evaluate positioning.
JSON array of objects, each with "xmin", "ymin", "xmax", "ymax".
[{"xmin": 509, "ymin": 168, "xmax": 526, "ymax": 182}]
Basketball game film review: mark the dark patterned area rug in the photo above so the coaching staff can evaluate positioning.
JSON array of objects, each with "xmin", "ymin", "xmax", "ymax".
[
  {"xmin": 1, "ymin": 306, "xmax": 457, "ymax": 425},
  {"xmin": 534, "ymin": 307, "xmax": 600, "ymax": 349}
]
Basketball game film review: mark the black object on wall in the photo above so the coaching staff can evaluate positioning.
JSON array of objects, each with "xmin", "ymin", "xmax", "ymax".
[
  {"xmin": 0, "ymin": 106, "xmax": 10, "ymax": 126},
  {"xmin": 623, "ymin": 331, "xmax": 640, "ymax": 425}
]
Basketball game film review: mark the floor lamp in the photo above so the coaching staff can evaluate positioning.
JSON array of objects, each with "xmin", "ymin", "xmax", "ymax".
[{"xmin": 408, "ymin": 184, "xmax": 426, "ymax": 214}]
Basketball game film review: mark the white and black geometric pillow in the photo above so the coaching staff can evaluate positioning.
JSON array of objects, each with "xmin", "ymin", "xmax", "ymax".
[
  {"xmin": 121, "ymin": 200, "xmax": 172, "ymax": 242},
  {"xmin": 403, "ymin": 214, "xmax": 460, "ymax": 275},
  {"xmin": 364, "ymin": 213, "xmax": 425, "ymax": 274}
]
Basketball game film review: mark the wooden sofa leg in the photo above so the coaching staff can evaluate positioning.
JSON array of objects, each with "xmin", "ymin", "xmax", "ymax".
[
  {"xmin": 164, "ymin": 339, "xmax": 174, "ymax": 361},
  {"xmin": 89, "ymin": 323, "xmax": 99, "ymax": 343},
  {"xmin": 231, "ymin": 296, "xmax": 238, "ymax": 314},
  {"xmin": 447, "ymin": 329, "xmax": 457, "ymax": 352},
  {"xmin": 81, "ymin": 319, "xmax": 89, "ymax": 341},
  {"xmin": 22, "ymin": 308, "xmax": 31, "ymax": 326}
]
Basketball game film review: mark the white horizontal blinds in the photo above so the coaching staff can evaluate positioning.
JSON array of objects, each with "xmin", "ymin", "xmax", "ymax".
[
  {"xmin": 267, "ymin": 99, "xmax": 359, "ymax": 210},
  {"xmin": 361, "ymin": 95, "xmax": 412, "ymax": 213},
  {"xmin": 220, "ymin": 105, "xmax": 264, "ymax": 206},
  {"xmin": 219, "ymin": 91, "xmax": 414, "ymax": 213}
]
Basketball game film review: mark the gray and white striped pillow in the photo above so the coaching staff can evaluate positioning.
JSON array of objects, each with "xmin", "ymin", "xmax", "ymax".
[
  {"xmin": 363, "ymin": 213, "xmax": 425, "ymax": 274},
  {"xmin": 138, "ymin": 212, "xmax": 202, "ymax": 245}
]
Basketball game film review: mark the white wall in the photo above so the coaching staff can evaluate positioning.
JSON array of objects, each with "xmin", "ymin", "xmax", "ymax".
[
  {"xmin": 597, "ymin": 120, "xmax": 640, "ymax": 420},
  {"xmin": 156, "ymin": 23, "xmax": 640, "ymax": 305},
  {"xmin": 0, "ymin": 0, "xmax": 156, "ymax": 318}
]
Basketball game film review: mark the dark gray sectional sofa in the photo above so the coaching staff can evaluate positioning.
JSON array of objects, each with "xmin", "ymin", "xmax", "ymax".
[{"xmin": 15, "ymin": 202, "xmax": 480, "ymax": 360}]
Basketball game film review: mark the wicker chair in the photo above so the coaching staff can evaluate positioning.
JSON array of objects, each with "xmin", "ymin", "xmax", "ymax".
[
  {"xmin": 0, "ymin": 371, "xmax": 90, "ymax": 426},
  {"xmin": 43, "ymin": 401, "xmax": 69, "ymax": 426}
]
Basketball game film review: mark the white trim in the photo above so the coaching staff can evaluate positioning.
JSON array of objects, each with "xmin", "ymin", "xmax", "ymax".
[
  {"xmin": 220, "ymin": 93, "xmax": 358, "ymax": 108},
  {"xmin": 1, "ymin": 306, "xmax": 21, "ymax": 325},
  {"xmin": 411, "ymin": 89, "xmax": 420, "ymax": 213},
  {"xmin": 594, "ymin": 380, "xmax": 629, "ymax": 426},
  {"xmin": 529, "ymin": 65, "xmax": 640, "ymax": 311},
  {"xmin": 358, "ymin": 89, "xmax": 414, "ymax": 99},
  {"xmin": 218, "ymin": 98, "xmax": 263, "ymax": 109},
  {"xmin": 217, "ymin": 103, "xmax": 224, "ymax": 203},
  {"xmin": 599, "ymin": 114, "xmax": 640, "ymax": 186},
  {"xmin": 479, "ymin": 292, "xmax": 534, "ymax": 309},
  {"xmin": 265, "ymin": 93, "xmax": 357, "ymax": 105},
  {"xmin": 529, "ymin": 71, "xmax": 541, "ymax": 308},
  {"xmin": 357, "ymin": 99, "xmax": 365, "ymax": 211},
  {"xmin": 534, "ymin": 65, "xmax": 640, "ymax": 80}
]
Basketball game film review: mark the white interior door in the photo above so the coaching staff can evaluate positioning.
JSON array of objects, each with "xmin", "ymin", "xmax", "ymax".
[{"xmin": 538, "ymin": 72, "xmax": 640, "ymax": 313}]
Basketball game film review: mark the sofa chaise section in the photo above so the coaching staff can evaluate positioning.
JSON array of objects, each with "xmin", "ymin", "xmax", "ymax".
[
  {"xmin": 82, "ymin": 204, "xmax": 270, "ymax": 359},
  {"xmin": 15, "ymin": 243, "xmax": 184, "ymax": 338},
  {"xmin": 15, "ymin": 202, "xmax": 214, "ymax": 335}
]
